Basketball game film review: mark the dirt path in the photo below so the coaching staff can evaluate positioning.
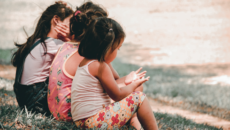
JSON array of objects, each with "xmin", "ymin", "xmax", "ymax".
[
  {"xmin": 0, "ymin": 65, "xmax": 15, "ymax": 80},
  {"xmin": 148, "ymin": 97, "xmax": 230, "ymax": 130}
]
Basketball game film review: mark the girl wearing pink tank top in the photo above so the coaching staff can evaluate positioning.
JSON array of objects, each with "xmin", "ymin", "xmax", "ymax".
[
  {"xmin": 48, "ymin": 42, "xmax": 79, "ymax": 121},
  {"xmin": 48, "ymin": 2, "xmax": 109, "ymax": 121}
]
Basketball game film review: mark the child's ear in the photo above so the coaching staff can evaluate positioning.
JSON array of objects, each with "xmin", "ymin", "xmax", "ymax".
[{"xmin": 52, "ymin": 15, "xmax": 61, "ymax": 25}]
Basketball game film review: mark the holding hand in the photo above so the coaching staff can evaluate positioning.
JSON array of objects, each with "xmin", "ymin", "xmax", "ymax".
[
  {"xmin": 125, "ymin": 67, "xmax": 147, "ymax": 85},
  {"xmin": 54, "ymin": 23, "xmax": 71, "ymax": 42}
]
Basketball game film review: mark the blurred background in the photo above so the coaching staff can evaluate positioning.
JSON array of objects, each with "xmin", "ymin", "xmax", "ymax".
[
  {"xmin": 1, "ymin": 0, "xmax": 230, "ymax": 129},
  {"xmin": 1, "ymin": 0, "xmax": 230, "ymax": 65}
]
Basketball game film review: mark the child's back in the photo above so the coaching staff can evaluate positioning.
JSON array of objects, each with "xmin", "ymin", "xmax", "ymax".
[{"xmin": 71, "ymin": 60, "xmax": 110, "ymax": 121}]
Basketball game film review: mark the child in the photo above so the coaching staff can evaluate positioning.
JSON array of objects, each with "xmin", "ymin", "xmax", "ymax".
[
  {"xmin": 47, "ymin": 1, "xmax": 108, "ymax": 121},
  {"xmin": 48, "ymin": 2, "xmax": 145, "ymax": 129},
  {"xmin": 12, "ymin": 1, "xmax": 73, "ymax": 115},
  {"xmin": 49, "ymin": 2, "xmax": 144, "ymax": 126},
  {"xmin": 71, "ymin": 17, "xmax": 158, "ymax": 129}
]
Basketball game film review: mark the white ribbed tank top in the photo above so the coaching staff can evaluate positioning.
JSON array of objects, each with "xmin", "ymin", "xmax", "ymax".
[{"xmin": 71, "ymin": 60, "xmax": 111, "ymax": 121}]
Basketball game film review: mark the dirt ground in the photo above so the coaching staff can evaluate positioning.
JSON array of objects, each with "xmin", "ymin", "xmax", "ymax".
[{"xmin": 0, "ymin": 65, "xmax": 15, "ymax": 80}]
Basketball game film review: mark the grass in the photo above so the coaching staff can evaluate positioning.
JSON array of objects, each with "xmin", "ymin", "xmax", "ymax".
[
  {"xmin": 0, "ymin": 88, "xmax": 78, "ymax": 130},
  {"xmin": 112, "ymin": 58, "xmax": 230, "ymax": 111},
  {"xmin": 155, "ymin": 113, "xmax": 221, "ymax": 130},
  {"xmin": 0, "ymin": 104, "xmax": 77, "ymax": 130},
  {"xmin": 0, "ymin": 50, "xmax": 227, "ymax": 129},
  {"xmin": 2, "ymin": 47, "xmax": 230, "ymax": 110},
  {"xmin": 0, "ymin": 87, "xmax": 221, "ymax": 130},
  {"xmin": 0, "ymin": 48, "xmax": 16, "ymax": 65}
]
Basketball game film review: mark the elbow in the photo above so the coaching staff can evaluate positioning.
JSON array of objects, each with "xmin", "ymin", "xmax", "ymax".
[
  {"xmin": 111, "ymin": 95, "xmax": 122, "ymax": 102},
  {"xmin": 114, "ymin": 75, "xmax": 119, "ymax": 80}
]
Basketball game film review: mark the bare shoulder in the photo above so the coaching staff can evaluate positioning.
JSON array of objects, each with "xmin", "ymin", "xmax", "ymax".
[
  {"xmin": 88, "ymin": 61, "xmax": 110, "ymax": 77},
  {"xmin": 98, "ymin": 62, "xmax": 110, "ymax": 71},
  {"xmin": 88, "ymin": 60, "xmax": 102, "ymax": 76},
  {"xmin": 88, "ymin": 60, "xmax": 99, "ymax": 68},
  {"xmin": 89, "ymin": 61, "xmax": 108, "ymax": 68}
]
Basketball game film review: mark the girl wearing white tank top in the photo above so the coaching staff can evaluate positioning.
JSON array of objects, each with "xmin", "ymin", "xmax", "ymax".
[{"xmin": 71, "ymin": 17, "xmax": 158, "ymax": 130}]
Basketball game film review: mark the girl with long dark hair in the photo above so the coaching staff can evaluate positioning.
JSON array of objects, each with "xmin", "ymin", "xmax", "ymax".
[{"xmin": 12, "ymin": 1, "xmax": 74, "ymax": 115}]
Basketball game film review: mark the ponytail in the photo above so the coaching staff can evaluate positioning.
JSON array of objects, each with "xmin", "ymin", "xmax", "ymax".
[
  {"xmin": 70, "ymin": 2, "xmax": 108, "ymax": 41},
  {"xmin": 97, "ymin": 28, "xmax": 115, "ymax": 62},
  {"xmin": 78, "ymin": 17, "xmax": 125, "ymax": 62}
]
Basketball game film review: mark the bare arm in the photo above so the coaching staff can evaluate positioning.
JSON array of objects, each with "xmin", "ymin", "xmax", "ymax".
[
  {"xmin": 116, "ymin": 76, "xmax": 127, "ymax": 88},
  {"xmin": 107, "ymin": 63, "xmax": 126, "ymax": 87},
  {"xmin": 115, "ymin": 67, "xmax": 146, "ymax": 88},
  {"xmin": 108, "ymin": 63, "xmax": 120, "ymax": 80},
  {"xmin": 96, "ymin": 62, "xmax": 149, "ymax": 101}
]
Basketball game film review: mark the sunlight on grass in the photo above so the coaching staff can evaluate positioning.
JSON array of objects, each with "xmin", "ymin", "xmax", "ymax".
[{"xmin": 112, "ymin": 58, "xmax": 230, "ymax": 110}]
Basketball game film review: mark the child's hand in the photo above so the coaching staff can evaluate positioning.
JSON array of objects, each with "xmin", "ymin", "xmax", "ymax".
[
  {"xmin": 125, "ymin": 67, "xmax": 146, "ymax": 85},
  {"xmin": 134, "ymin": 76, "xmax": 150, "ymax": 86},
  {"xmin": 54, "ymin": 23, "xmax": 71, "ymax": 42}
]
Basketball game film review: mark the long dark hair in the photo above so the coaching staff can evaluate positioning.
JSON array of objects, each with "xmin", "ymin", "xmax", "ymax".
[
  {"xmin": 70, "ymin": 1, "xmax": 108, "ymax": 41},
  {"xmin": 78, "ymin": 17, "xmax": 126, "ymax": 62},
  {"xmin": 11, "ymin": 3, "xmax": 73, "ymax": 67}
]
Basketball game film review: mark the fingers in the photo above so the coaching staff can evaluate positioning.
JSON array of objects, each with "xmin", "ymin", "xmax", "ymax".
[
  {"xmin": 135, "ymin": 71, "xmax": 146, "ymax": 80},
  {"xmin": 140, "ymin": 76, "xmax": 149, "ymax": 81},
  {"xmin": 134, "ymin": 76, "xmax": 150, "ymax": 86},
  {"xmin": 55, "ymin": 24, "xmax": 70, "ymax": 37},
  {"xmin": 135, "ymin": 67, "xmax": 147, "ymax": 79},
  {"xmin": 145, "ymin": 76, "xmax": 150, "ymax": 81},
  {"xmin": 58, "ymin": 23, "xmax": 69, "ymax": 28},
  {"xmin": 138, "ymin": 73, "xmax": 146, "ymax": 79},
  {"xmin": 135, "ymin": 67, "xmax": 142, "ymax": 74},
  {"xmin": 57, "ymin": 23, "xmax": 69, "ymax": 31},
  {"xmin": 55, "ymin": 25, "xmax": 69, "ymax": 34},
  {"xmin": 55, "ymin": 28, "xmax": 68, "ymax": 38},
  {"xmin": 140, "ymin": 76, "xmax": 150, "ymax": 84},
  {"xmin": 137, "ymin": 71, "xmax": 146, "ymax": 76}
]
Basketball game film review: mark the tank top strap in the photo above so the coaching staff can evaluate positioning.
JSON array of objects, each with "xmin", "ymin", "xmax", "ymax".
[{"xmin": 86, "ymin": 60, "xmax": 97, "ymax": 66}]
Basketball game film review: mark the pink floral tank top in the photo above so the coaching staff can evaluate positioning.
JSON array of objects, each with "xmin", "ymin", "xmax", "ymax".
[{"xmin": 48, "ymin": 42, "xmax": 78, "ymax": 121}]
